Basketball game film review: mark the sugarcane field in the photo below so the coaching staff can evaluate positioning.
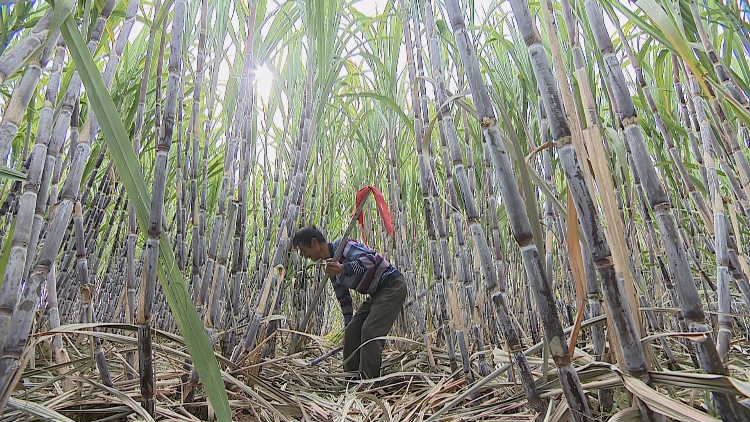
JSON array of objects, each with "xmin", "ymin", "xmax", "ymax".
[{"xmin": 3, "ymin": 0, "xmax": 750, "ymax": 420}]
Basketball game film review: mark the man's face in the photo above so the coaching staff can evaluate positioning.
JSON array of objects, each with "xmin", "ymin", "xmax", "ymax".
[{"xmin": 297, "ymin": 239, "xmax": 323, "ymax": 261}]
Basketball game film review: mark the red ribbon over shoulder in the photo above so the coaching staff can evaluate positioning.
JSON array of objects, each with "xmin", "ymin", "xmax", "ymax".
[{"xmin": 354, "ymin": 186, "xmax": 393, "ymax": 243}]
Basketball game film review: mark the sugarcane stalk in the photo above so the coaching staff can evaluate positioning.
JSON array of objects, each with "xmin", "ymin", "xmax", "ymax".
[
  {"xmin": 0, "ymin": 40, "xmax": 65, "ymax": 353},
  {"xmin": 449, "ymin": 0, "xmax": 591, "ymax": 418},
  {"xmin": 433, "ymin": 0, "xmax": 554, "ymax": 415},
  {"xmin": 689, "ymin": 2, "xmax": 750, "ymax": 207},
  {"xmin": 688, "ymin": 65, "xmax": 734, "ymax": 364},
  {"xmin": 586, "ymin": 1, "xmax": 745, "ymax": 419},
  {"xmin": 0, "ymin": 88, "xmax": 94, "ymax": 412},
  {"xmin": 557, "ymin": 0, "xmax": 656, "ymax": 399},
  {"xmin": 24, "ymin": 0, "xmax": 117, "ymax": 283},
  {"xmin": 0, "ymin": 30, "xmax": 58, "ymax": 168},
  {"xmin": 0, "ymin": 10, "xmax": 53, "ymax": 86},
  {"xmin": 456, "ymin": 330, "xmax": 476, "ymax": 396},
  {"xmin": 210, "ymin": 201, "xmax": 237, "ymax": 330},
  {"xmin": 398, "ymin": 0, "xmax": 437, "ymax": 369},
  {"xmin": 73, "ymin": 201, "xmax": 113, "ymax": 386},
  {"xmin": 137, "ymin": 0, "xmax": 185, "ymax": 414},
  {"xmin": 604, "ymin": 6, "xmax": 711, "ymax": 228},
  {"xmin": 45, "ymin": 255, "xmax": 74, "ymax": 391}
]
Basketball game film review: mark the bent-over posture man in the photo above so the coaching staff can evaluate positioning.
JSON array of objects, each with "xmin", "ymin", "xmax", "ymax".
[{"xmin": 293, "ymin": 226, "xmax": 407, "ymax": 378}]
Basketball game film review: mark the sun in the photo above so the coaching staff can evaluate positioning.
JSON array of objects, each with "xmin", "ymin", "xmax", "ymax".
[{"xmin": 255, "ymin": 65, "xmax": 273, "ymax": 104}]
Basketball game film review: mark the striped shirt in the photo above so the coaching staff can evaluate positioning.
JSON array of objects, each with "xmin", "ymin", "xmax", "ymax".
[{"xmin": 328, "ymin": 237, "xmax": 401, "ymax": 323}]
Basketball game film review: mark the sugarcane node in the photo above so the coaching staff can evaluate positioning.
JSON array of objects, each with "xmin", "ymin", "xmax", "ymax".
[
  {"xmin": 10, "ymin": 239, "xmax": 27, "ymax": 248},
  {"xmin": 517, "ymin": 236, "xmax": 535, "ymax": 248},
  {"xmin": 551, "ymin": 355, "xmax": 571, "ymax": 367},
  {"xmin": 33, "ymin": 259, "xmax": 52, "ymax": 271},
  {"xmin": 481, "ymin": 117, "xmax": 496, "ymax": 128},
  {"xmin": 621, "ymin": 115, "xmax": 638, "ymax": 127},
  {"xmin": 556, "ymin": 135, "xmax": 573, "ymax": 146},
  {"xmin": 508, "ymin": 344, "xmax": 524, "ymax": 354},
  {"xmin": 653, "ymin": 202, "xmax": 671, "ymax": 214},
  {"xmin": 593, "ymin": 256, "xmax": 613, "ymax": 268}
]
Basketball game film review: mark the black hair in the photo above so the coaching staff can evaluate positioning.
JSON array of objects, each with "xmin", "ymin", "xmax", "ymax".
[{"xmin": 292, "ymin": 226, "xmax": 327, "ymax": 248}]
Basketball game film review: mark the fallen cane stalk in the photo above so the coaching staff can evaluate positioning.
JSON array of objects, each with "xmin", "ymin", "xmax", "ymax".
[{"xmin": 307, "ymin": 345, "xmax": 344, "ymax": 366}]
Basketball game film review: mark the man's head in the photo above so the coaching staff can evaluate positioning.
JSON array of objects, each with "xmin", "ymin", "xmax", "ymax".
[{"xmin": 292, "ymin": 227, "xmax": 331, "ymax": 261}]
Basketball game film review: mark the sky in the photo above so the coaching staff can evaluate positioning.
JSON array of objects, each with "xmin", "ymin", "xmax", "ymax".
[
  {"xmin": 120, "ymin": 0, "xmax": 628, "ymax": 176},
  {"xmin": 127, "ymin": 0, "xmax": 500, "ymax": 102},
  {"xmin": 125, "ymin": 0, "xmax": 620, "ymax": 138},
  {"xmin": 354, "ymin": 0, "xmax": 496, "ymax": 17},
  {"xmin": 248, "ymin": 0, "xmax": 498, "ymax": 102}
]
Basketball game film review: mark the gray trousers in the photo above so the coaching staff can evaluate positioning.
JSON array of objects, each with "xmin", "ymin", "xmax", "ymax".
[{"xmin": 343, "ymin": 276, "xmax": 407, "ymax": 378}]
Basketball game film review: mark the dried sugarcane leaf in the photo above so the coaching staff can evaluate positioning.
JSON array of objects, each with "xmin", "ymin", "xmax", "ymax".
[
  {"xmin": 616, "ymin": 369, "xmax": 721, "ymax": 421},
  {"xmin": 359, "ymin": 392, "xmax": 392, "ymax": 421},
  {"xmin": 727, "ymin": 378, "xmax": 750, "ymax": 398},
  {"xmin": 608, "ymin": 407, "xmax": 642, "ymax": 422},
  {"xmin": 565, "ymin": 190, "xmax": 588, "ymax": 357},
  {"xmin": 75, "ymin": 376, "xmax": 156, "ymax": 422},
  {"xmin": 7, "ymin": 396, "xmax": 76, "ymax": 422}
]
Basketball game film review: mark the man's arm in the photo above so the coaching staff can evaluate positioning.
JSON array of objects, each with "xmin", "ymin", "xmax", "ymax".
[{"xmin": 331, "ymin": 278, "xmax": 353, "ymax": 325}]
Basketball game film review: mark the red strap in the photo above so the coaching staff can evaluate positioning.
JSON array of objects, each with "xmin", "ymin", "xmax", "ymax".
[{"xmin": 354, "ymin": 186, "xmax": 393, "ymax": 243}]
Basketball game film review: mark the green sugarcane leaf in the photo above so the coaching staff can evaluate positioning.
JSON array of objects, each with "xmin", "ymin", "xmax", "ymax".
[
  {"xmin": 0, "ymin": 166, "xmax": 26, "ymax": 182},
  {"xmin": 635, "ymin": 0, "xmax": 709, "ymax": 93},
  {"xmin": 58, "ymin": 14, "xmax": 231, "ymax": 422},
  {"xmin": 50, "ymin": 0, "xmax": 74, "ymax": 35},
  {"xmin": 0, "ymin": 219, "xmax": 16, "ymax": 290},
  {"xmin": 152, "ymin": 0, "xmax": 175, "ymax": 29},
  {"xmin": 339, "ymin": 92, "xmax": 413, "ymax": 130}
]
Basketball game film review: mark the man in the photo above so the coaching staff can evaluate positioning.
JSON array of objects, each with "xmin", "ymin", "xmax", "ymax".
[{"xmin": 292, "ymin": 226, "xmax": 407, "ymax": 379}]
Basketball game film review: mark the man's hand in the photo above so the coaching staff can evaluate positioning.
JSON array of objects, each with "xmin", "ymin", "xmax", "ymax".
[{"xmin": 325, "ymin": 259, "xmax": 346, "ymax": 276}]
